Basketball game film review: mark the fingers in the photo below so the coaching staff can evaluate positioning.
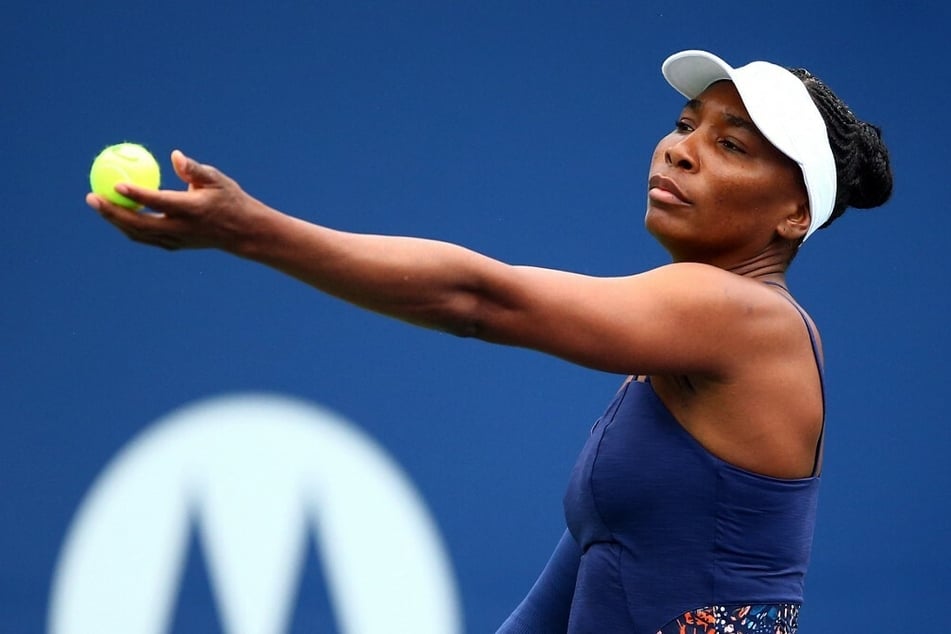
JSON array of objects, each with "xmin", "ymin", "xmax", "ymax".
[
  {"xmin": 86, "ymin": 149, "xmax": 246, "ymax": 251},
  {"xmin": 87, "ymin": 193, "xmax": 189, "ymax": 250},
  {"xmin": 88, "ymin": 149, "xmax": 234, "ymax": 214},
  {"xmin": 87, "ymin": 191, "xmax": 160, "ymax": 225},
  {"xmin": 171, "ymin": 149, "xmax": 223, "ymax": 188},
  {"xmin": 111, "ymin": 182, "xmax": 194, "ymax": 214}
]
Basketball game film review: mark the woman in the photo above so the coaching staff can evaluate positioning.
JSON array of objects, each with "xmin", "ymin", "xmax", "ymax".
[{"xmin": 87, "ymin": 50, "xmax": 892, "ymax": 632}]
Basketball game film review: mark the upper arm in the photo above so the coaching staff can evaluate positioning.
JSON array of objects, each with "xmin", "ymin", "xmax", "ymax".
[{"xmin": 467, "ymin": 262, "xmax": 779, "ymax": 377}]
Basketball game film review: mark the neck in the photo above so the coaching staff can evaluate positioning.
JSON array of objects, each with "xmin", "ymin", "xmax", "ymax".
[
  {"xmin": 670, "ymin": 239, "xmax": 797, "ymax": 285},
  {"xmin": 726, "ymin": 252, "xmax": 789, "ymax": 283}
]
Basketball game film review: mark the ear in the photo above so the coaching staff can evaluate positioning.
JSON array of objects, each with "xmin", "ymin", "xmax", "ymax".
[{"xmin": 777, "ymin": 200, "xmax": 810, "ymax": 242}]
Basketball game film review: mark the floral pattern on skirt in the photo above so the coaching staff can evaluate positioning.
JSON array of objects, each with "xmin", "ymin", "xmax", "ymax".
[{"xmin": 656, "ymin": 603, "xmax": 800, "ymax": 634}]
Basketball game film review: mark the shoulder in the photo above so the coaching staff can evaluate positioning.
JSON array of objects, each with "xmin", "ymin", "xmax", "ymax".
[
  {"xmin": 634, "ymin": 263, "xmax": 785, "ymax": 317},
  {"xmin": 483, "ymin": 261, "xmax": 804, "ymax": 376},
  {"xmin": 636, "ymin": 261, "xmax": 757, "ymax": 291},
  {"xmin": 635, "ymin": 263, "xmax": 812, "ymax": 367}
]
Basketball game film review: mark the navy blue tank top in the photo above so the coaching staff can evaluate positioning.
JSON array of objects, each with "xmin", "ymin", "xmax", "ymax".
[
  {"xmin": 499, "ymin": 291, "xmax": 823, "ymax": 633},
  {"xmin": 561, "ymin": 377, "xmax": 820, "ymax": 631}
]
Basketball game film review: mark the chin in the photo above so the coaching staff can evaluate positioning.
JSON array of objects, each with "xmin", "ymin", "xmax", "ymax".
[
  {"xmin": 644, "ymin": 222, "xmax": 717, "ymax": 264},
  {"xmin": 644, "ymin": 209, "xmax": 683, "ymax": 251}
]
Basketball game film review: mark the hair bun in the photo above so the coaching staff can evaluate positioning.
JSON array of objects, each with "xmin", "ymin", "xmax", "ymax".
[
  {"xmin": 845, "ymin": 122, "xmax": 893, "ymax": 210},
  {"xmin": 788, "ymin": 67, "xmax": 894, "ymax": 229}
]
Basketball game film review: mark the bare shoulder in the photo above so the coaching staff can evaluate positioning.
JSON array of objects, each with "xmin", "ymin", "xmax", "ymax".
[
  {"xmin": 645, "ymin": 266, "xmax": 824, "ymax": 478},
  {"xmin": 633, "ymin": 263, "xmax": 803, "ymax": 338},
  {"xmin": 490, "ymin": 261, "xmax": 806, "ymax": 377},
  {"xmin": 638, "ymin": 262, "xmax": 788, "ymax": 308},
  {"xmin": 632, "ymin": 263, "xmax": 817, "ymax": 372}
]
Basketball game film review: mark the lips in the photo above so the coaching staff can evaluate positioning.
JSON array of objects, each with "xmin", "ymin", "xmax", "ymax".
[{"xmin": 648, "ymin": 174, "xmax": 691, "ymax": 205}]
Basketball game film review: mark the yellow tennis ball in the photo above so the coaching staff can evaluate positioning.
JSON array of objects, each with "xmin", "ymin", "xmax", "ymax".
[{"xmin": 89, "ymin": 143, "xmax": 161, "ymax": 210}]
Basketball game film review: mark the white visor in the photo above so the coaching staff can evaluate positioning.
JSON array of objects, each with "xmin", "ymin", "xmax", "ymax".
[{"xmin": 662, "ymin": 50, "xmax": 836, "ymax": 241}]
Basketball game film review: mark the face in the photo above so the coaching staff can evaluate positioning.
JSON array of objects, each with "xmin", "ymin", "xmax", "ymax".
[{"xmin": 646, "ymin": 80, "xmax": 808, "ymax": 266}]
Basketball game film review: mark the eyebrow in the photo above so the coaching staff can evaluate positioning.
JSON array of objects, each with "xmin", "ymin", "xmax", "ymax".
[{"xmin": 684, "ymin": 98, "xmax": 762, "ymax": 136}]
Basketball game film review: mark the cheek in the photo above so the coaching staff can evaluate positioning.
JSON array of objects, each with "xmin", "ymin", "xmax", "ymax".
[
  {"xmin": 719, "ymin": 180, "xmax": 761, "ymax": 208},
  {"xmin": 746, "ymin": 172, "xmax": 804, "ymax": 214},
  {"xmin": 718, "ymin": 166, "xmax": 792, "ymax": 209},
  {"xmin": 699, "ymin": 175, "xmax": 779, "ymax": 231}
]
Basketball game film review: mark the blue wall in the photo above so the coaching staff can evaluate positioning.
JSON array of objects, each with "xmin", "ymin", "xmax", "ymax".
[{"xmin": 4, "ymin": 2, "xmax": 949, "ymax": 631}]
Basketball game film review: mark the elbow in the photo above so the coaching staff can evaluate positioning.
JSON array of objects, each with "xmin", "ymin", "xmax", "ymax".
[
  {"xmin": 445, "ymin": 316, "xmax": 485, "ymax": 339},
  {"xmin": 439, "ymin": 296, "xmax": 490, "ymax": 339},
  {"xmin": 402, "ymin": 266, "xmax": 517, "ymax": 341},
  {"xmin": 421, "ymin": 291, "xmax": 495, "ymax": 340}
]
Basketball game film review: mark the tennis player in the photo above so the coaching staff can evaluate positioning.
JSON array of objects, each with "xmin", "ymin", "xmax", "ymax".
[{"xmin": 88, "ymin": 50, "xmax": 892, "ymax": 633}]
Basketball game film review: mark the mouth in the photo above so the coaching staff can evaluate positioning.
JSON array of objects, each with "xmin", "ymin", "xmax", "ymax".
[{"xmin": 648, "ymin": 174, "xmax": 691, "ymax": 205}]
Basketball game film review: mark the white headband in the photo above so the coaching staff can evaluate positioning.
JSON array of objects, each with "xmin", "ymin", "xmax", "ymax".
[{"xmin": 662, "ymin": 50, "xmax": 836, "ymax": 241}]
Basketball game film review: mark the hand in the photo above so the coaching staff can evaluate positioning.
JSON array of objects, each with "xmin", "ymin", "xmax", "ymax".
[{"xmin": 86, "ymin": 150, "xmax": 265, "ymax": 252}]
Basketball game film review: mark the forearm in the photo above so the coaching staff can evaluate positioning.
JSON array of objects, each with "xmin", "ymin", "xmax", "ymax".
[
  {"xmin": 497, "ymin": 530, "xmax": 580, "ymax": 632},
  {"xmin": 236, "ymin": 205, "xmax": 509, "ymax": 335},
  {"xmin": 90, "ymin": 153, "xmax": 536, "ymax": 343}
]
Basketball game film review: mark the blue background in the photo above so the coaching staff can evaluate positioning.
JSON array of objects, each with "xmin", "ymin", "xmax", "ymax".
[{"xmin": 4, "ymin": 1, "xmax": 949, "ymax": 631}]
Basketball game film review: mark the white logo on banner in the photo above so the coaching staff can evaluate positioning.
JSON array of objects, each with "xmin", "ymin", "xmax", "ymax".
[{"xmin": 48, "ymin": 394, "xmax": 463, "ymax": 634}]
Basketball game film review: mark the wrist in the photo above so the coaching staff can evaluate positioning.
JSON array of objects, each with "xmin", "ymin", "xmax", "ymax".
[{"xmin": 225, "ymin": 199, "xmax": 288, "ymax": 260}]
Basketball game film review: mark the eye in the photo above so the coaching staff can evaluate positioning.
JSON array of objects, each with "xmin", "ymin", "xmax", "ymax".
[
  {"xmin": 674, "ymin": 119, "xmax": 693, "ymax": 133},
  {"xmin": 719, "ymin": 138, "xmax": 746, "ymax": 154}
]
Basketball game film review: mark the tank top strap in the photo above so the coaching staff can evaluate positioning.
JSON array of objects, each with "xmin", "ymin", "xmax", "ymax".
[{"xmin": 762, "ymin": 281, "xmax": 826, "ymax": 477}]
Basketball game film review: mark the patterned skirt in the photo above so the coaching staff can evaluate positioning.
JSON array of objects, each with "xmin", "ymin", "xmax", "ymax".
[{"xmin": 655, "ymin": 603, "xmax": 800, "ymax": 634}]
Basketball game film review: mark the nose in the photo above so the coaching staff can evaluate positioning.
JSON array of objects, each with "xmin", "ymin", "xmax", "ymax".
[{"xmin": 664, "ymin": 135, "xmax": 697, "ymax": 172}]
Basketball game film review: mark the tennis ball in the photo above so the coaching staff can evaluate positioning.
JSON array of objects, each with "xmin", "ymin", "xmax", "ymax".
[{"xmin": 89, "ymin": 143, "xmax": 161, "ymax": 210}]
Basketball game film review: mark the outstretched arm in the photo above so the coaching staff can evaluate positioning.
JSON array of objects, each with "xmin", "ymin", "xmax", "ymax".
[
  {"xmin": 88, "ymin": 150, "xmax": 785, "ymax": 377},
  {"xmin": 88, "ymin": 150, "xmax": 544, "ymax": 337}
]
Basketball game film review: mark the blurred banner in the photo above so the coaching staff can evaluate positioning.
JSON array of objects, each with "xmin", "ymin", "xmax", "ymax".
[{"xmin": 49, "ymin": 395, "xmax": 461, "ymax": 633}]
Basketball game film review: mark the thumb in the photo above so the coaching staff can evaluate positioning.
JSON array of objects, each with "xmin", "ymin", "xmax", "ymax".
[{"xmin": 171, "ymin": 149, "xmax": 220, "ymax": 188}]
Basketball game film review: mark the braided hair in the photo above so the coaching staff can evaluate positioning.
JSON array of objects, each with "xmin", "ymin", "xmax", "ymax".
[{"xmin": 788, "ymin": 68, "xmax": 893, "ymax": 230}]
